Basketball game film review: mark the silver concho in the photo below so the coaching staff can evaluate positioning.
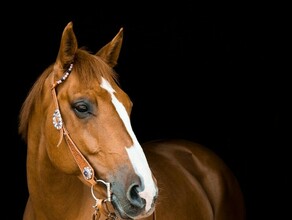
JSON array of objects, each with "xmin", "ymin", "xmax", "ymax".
[
  {"xmin": 83, "ymin": 166, "xmax": 93, "ymax": 180},
  {"xmin": 53, "ymin": 109, "xmax": 63, "ymax": 130}
]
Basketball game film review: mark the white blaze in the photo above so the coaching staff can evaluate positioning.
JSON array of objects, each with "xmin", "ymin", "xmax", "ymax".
[{"xmin": 100, "ymin": 77, "xmax": 157, "ymax": 211}]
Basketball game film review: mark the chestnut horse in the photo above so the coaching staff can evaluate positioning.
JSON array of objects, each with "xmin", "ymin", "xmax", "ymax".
[{"xmin": 19, "ymin": 22, "xmax": 245, "ymax": 220}]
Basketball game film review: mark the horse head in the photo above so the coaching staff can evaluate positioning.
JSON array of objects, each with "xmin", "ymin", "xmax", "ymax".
[{"xmin": 19, "ymin": 21, "xmax": 158, "ymax": 219}]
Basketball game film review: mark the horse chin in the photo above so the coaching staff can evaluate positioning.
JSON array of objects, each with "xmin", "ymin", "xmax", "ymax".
[
  {"xmin": 111, "ymin": 195, "xmax": 133, "ymax": 219},
  {"xmin": 111, "ymin": 194, "xmax": 151, "ymax": 220}
]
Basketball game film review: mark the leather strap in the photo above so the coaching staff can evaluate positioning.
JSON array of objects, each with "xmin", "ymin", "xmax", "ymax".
[
  {"xmin": 51, "ymin": 66, "xmax": 97, "ymax": 186},
  {"xmin": 62, "ymin": 125, "xmax": 97, "ymax": 185}
]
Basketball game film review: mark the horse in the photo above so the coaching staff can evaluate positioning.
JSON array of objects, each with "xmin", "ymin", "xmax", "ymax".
[{"xmin": 19, "ymin": 21, "xmax": 246, "ymax": 220}]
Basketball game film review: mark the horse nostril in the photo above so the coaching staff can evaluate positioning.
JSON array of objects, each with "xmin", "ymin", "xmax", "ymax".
[{"xmin": 128, "ymin": 184, "xmax": 145, "ymax": 209}]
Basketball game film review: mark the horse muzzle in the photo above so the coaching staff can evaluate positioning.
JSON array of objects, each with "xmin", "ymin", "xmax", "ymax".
[{"xmin": 111, "ymin": 184, "xmax": 157, "ymax": 220}]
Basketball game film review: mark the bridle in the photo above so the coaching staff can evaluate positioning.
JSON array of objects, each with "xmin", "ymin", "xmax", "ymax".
[
  {"xmin": 50, "ymin": 63, "xmax": 156, "ymax": 220},
  {"xmin": 50, "ymin": 63, "xmax": 117, "ymax": 219}
]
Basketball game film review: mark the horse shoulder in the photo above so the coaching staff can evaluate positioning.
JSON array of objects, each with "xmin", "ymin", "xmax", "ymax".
[{"xmin": 143, "ymin": 139, "xmax": 246, "ymax": 220}]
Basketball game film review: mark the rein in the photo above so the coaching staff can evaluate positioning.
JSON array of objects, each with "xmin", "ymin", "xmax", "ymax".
[{"xmin": 50, "ymin": 64, "xmax": 116, "ymax": 219}]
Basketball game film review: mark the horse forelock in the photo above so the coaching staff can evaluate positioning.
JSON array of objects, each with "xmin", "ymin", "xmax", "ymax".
[{"xmin": 74, "ymin": 48, "xmax": 119, "ymax": 86}]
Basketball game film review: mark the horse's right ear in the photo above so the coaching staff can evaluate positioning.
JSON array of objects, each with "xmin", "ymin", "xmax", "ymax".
[
  {"xmin": 54, "ymin": 22, "xmax": 78, "ymax": 72},
  {"xmin": 96, "ymin": 27, "xmax": 123, "ymax": 68}
]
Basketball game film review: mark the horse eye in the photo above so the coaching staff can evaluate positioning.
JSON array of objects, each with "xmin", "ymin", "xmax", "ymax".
[
  {"xmin": 73, "ymin": 101, "xmax": 92, "ymax": 118},
  {"xmin": 75, "ymin": 104, "xmax": 88, "ymax": 112}
]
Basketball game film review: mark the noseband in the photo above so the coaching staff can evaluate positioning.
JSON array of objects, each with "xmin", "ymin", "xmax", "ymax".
[{"xmin": 50, "ymin": 64, "xmax": 117, "ymax": 219}]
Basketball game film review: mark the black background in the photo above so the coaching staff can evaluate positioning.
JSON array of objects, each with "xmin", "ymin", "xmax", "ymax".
[{"xmin": 4, "ymin": 2, "xmax": 288, "ymax": 220}]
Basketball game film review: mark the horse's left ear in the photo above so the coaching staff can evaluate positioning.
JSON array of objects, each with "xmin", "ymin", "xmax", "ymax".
[
  {"xmin": 55, "ymin": 21, "xmax": 78, "ymax": 70},
  {"xmin": 96, "ymin": 27, "xmax": 123, "ymax": 68}
]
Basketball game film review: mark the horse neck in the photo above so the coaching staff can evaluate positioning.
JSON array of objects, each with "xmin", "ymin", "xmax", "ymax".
[{"xmin": 26, "ymin": 129, "xmax": 95, "ymax": 219}]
